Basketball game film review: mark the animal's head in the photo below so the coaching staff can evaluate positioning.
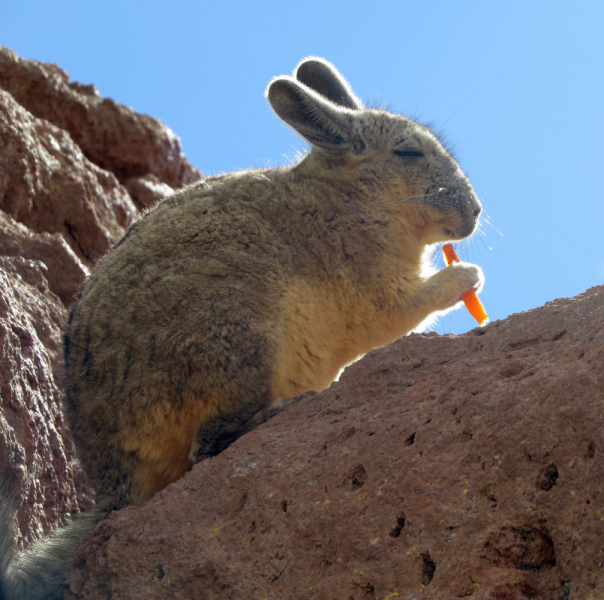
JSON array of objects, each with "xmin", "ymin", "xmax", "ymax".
[{"xmin": 267, "ymin": 57, "xmax": 481, "ymax": 244}]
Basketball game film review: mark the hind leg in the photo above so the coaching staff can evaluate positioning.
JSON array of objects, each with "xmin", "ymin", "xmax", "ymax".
[{"xmin": 190, "ymin": 390, "xmax": 317, "ymax": 462}]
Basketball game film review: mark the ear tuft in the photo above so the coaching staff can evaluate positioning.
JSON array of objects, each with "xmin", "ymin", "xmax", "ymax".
[{"xmin": 294, "ymin": 57, "xmax": 363, "ymax": 110}]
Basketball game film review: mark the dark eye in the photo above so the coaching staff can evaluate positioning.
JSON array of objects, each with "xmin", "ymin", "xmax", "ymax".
[{"xmin": 393, "ymin": 150, "xmax": 424, "ymax": 158}]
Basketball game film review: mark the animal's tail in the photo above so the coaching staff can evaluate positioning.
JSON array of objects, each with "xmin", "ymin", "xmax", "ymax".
[{"xmin": 0, "ymin": 493, "xmax": 109, "ymax": 600}]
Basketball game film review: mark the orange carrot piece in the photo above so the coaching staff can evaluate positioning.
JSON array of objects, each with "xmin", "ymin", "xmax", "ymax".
[
  {"xmin": 442, "ymin": 243, "xmax": 461, "ymax": 266},
  {"xmin": 461, "ymin": 289, "xmax": 488, "ymax": 326},
  {"xmin": 442, "ymin": 243, "xmax": 488, "ymax": 325}
]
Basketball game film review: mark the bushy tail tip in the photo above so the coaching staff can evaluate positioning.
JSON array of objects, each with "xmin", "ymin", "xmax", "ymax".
[{"xmin": 0, "ymin": 496, "xmax": 109, "ymax": 600}]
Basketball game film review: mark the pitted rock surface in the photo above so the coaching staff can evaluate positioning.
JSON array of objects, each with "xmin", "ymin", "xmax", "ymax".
[
  {"xmin": 0, "ymin": 211, "xmax": 88, "ymax": 307},
  {"xmin": 66, "ymin": 285, "xmax": 604, "ymax": 600},
  {"xmin": 0, "ymin": 257, "xmax": 93, "ymax": 550}
]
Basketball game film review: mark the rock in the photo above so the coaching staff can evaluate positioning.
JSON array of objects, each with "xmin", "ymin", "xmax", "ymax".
[
  {"xmin": 0, "ymin": 46, "xmax": 201, "ymax": 188},
  {"xmin": 124, "ymin": 174, "xmax": 175, "ymax": 210},
  {"xmin": 0, "ymin": 257, "xmax": 93, "ymax": 551},
  {"xmin": 0, "ymin": 46, "xmax": 203, "ymax": 549},
  {"xmin": 0, "ymin": 211, "xmax": 88, "ymax": 306},
  {"xmin": 0, "ymin": 87, "xmax": 137, "ymax": 266},
  {"xmin": 66, "ymin": 285, "xmax": 604, "ymax": 600}
]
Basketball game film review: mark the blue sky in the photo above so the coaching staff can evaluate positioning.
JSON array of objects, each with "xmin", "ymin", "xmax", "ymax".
[{"xmin": 2, "ymin": 1, "xmax": 603, "ymax": 334}]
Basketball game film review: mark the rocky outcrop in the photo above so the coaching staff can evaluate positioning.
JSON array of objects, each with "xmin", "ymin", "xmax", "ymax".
[
  {"xmin": 66, "ymin": 285, "xmax": 604, "ymax": 600},
  {"xmin": 0, "ymin": 204, "xmax": 88, "ymax": 307},
  {"xmin": 0, "ymin": 47, "xmax": 201, "ymax": 188},
  {"xmin": 0, "ymin": 256, "xmax": 94, "ymax": 550},
  {"xmin": 0, "ymin": 46, "xmax": 201, "ymax": 548},
  {"xmin": 0, "ymin": 87, "xmax": 136, "ymax": 267},
  {"xmin": 124, "ymin": 173, "xmax": 175, "ymax": 211}
]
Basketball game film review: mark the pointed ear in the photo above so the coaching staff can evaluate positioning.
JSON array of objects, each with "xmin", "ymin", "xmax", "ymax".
[
  {"xmin": 294, "ymin": 57, "xmax": 363, "ymax": 110},
  {"xmin": 266, "ymin": 76, "xmax": 364, "ymax": 153}
]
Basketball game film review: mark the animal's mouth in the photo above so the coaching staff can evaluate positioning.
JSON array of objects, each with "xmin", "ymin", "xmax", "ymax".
[
  {"xmin": 443, "ymin": 219, "xmax": 478, "ymax": 240},
  {"xmin": 459, "ymin": 220, "xmax": 478, "ymax": 238}
]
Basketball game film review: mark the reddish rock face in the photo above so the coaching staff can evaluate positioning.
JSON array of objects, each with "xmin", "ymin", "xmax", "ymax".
[
  {"xmin": 0, "ymin": 211, "xmax": 88, "ymax": 307},
  {"xmin": 0, "ymin": 46, "xmax": 202, "ymax": 548},
  {"xmin": 0, "ymin": 47, "xmax": 201, "ymax": 188},
  {"xmin": 0, "ymin": 257, "xmax": 93, "ymax": 551},
  {"xmin": 65, "ymin": 285, "xmax": 604, "ymax": 600},
  {"xmin": 0, "ymin": 87, "xmax": 136, "ymax": 267},
  {"xmin": 124, "ymin": 174, "xmax": 175, "ymax": 210}
]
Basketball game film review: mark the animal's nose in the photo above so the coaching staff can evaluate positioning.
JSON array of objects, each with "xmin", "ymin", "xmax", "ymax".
[{"xmin": 460, "ymin": 187, "xmax": 482, "ymax": 219}]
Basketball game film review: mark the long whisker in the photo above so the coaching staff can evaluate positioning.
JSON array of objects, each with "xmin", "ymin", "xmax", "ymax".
[
  {"xmin": 481, "ymin": 214, "xmax": 504, "ymax": 237},
  {"xmin": 438, "ymin": 93, "xmax": 478, "ymax": 134}
]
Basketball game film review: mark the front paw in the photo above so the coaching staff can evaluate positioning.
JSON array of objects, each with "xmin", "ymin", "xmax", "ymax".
[{"xmin": 436, "ymin": 262, "xmax": 484, "ymax": 310}]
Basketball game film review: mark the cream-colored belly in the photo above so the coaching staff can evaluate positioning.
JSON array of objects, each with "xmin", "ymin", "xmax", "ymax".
[{"xmin": 270, "ymin": 280, "xmax": 398, "ymax": 401}]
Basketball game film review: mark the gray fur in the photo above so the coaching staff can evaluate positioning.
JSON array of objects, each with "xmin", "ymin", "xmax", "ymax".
[
  {"xmin": 267, "ymin": 77, "xmax": 361, "ymax": 152},
  {"xmin": 294, "ymin": 57, "xmax": 363, "ymax": 109},
  {"xmin": 0, "ymin": 58, "xmax": 484, "ymax": 599},
  {"xmin": 0, "ymin": 506, "xmax": 109, "ymax": 600}
]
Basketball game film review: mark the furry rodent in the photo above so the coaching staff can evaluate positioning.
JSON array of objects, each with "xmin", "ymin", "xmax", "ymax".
[{"xmin": 0, "ymin": 57, "xmax": 483, "ymax": 599}]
